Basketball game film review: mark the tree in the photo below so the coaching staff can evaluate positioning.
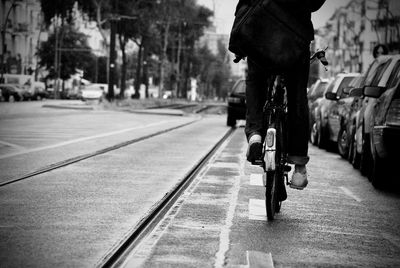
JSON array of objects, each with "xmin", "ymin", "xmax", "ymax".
[
  {"xmin": 155, "ymin": 0, "xmax": 213, "ymax": 98},
  {"xmin": 37, "ymin": 25, "xmax": 95, "ymax": 82}
]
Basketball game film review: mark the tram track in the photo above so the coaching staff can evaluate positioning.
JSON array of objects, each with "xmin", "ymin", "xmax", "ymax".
[
  {"xmin": 97, "ymin": 127, "xmax": 235, "ymax": 268},
  {"xmin": 0, "ymin": 119, "xmax": 201, "ymax": 188}
]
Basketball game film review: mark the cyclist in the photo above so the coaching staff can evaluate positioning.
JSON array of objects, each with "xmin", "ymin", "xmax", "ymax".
[{"xmin": 240, "ymin": 0, "xmax": 326, "ymax": 190}]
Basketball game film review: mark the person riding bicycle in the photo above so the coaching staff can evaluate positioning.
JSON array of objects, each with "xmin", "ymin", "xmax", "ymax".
[{"xmin": 239, "ymin": 0, "xmax": 326, "ymax": 190}]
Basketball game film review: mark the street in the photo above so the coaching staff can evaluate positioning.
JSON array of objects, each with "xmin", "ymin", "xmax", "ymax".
[{"xmin": 0, "ymin": 101, "xmax": 399, "ymax": 267}]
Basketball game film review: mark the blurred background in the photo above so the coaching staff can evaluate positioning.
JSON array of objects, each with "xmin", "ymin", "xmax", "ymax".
[{"xmin": 0, "ymin": 0, "xmax": 399, "ymax": 102}]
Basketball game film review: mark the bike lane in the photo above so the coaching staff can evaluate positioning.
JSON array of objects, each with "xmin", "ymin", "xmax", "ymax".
[{"xmin": 124, "ymin": 127, "xmax": 400, "ymax": 267}]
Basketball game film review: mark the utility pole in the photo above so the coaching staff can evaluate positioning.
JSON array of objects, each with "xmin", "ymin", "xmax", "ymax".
[
  {"xmin": 385, "ymin": 0, "xmax": 389, "ymax": 46},
  {"xmin": 107, "ymin": 17, "xmax": 117, "ymax": 101},
  {"xmin": 53, "ymin": 25, "xmax": 59, "ymax": 98}
]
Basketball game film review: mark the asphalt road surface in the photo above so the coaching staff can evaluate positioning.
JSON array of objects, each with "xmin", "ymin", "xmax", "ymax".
[{"xmin": 0, "ymin": 100, "xmax": 399, "ymax": 267}]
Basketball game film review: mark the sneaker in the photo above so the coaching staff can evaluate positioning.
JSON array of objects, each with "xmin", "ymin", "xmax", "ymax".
[
  {"xmin": 289, "ymin": 165, "xmax": 308, "ymax": 190},
  {"xmin": 246, "ymin": 134, "xmax": 262, "ymax": 163}
]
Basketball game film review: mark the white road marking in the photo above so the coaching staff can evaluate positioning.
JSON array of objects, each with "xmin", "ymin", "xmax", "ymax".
[
  {"xmin": 246, "ymin": 251, "xmax": 275, "ymax": 268},
  {"xmin": 250, "ymin": 173, "xmax": 264, "ymax": 186},
  {"xmin": 249, "ymin": 199, "xmax": 267, "ymax": 221},
  {"xmin": 339, "ymin": 187, "xmax": 362, "ymax": 202},
  {"xmin": 0, "ymin": 120, "xmax": 180, "ymax": 160},
  {"xmin": 0, "ymin": 140, "xmax": 25, "ymax": 150}
]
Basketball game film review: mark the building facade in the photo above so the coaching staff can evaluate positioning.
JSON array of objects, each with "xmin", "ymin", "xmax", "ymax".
[
  {"xmin": 315, "ymin": 0, "xmax": 400, "ymax": 78},
  {"xmin": 1, "ymin": 0, "xmax": 46, "ymax": 76}
]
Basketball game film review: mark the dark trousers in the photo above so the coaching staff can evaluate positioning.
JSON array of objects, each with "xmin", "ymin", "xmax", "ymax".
[{"xmin": 245, "ymin": 53, "xmax": 310, "ymax": 165}]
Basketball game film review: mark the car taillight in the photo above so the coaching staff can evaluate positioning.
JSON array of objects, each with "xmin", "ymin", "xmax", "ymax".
[
  {"xmin": 228, "ymin": 96, "xmax": 241, "ymax": 103},
  {"xmin": 386, "ymin": 99, "xmax": 400, "ymax": 126}
]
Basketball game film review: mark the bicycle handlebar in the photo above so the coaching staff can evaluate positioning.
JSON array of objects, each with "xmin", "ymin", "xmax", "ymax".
[
  {"xmin": 233, "ymin": 48, "xmax": 329, "ymax": 67},
  {"xmin": 310, "ymin": 48, "xmax": 328, "ymax": 66}
]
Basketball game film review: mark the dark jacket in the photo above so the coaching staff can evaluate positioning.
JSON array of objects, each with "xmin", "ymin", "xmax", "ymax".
[{"xmin": 235, "ymin": 0, "xmax": 325, "ymax": 41}]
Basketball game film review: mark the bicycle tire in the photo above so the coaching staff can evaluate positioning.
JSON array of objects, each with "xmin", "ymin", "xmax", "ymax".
[{"xmin": 265, "ymin": 170, "xmax": 279, "ymax": 220}]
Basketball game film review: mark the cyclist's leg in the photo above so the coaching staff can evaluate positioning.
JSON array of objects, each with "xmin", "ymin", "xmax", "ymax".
[
  {"xmin": 245, "ymin": 59, "xmax": 269, "ymax": 162},
  {"xmin": 285, "ymin": 52, "xmax": 310, "ymax": 189}
]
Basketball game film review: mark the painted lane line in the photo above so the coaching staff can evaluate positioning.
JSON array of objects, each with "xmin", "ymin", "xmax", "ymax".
[
  {"xmin": 247, "ymin": 251, "xmax": 275, "ymax": 268},
  {"xmin": 0, "ymin": 119, "xmax": 183, "ymax": 160},
  {"xmin": 0, "ymin": 140, "xmax": 25, "ymax": 150},
  {"xmin": 250, "ymin": 173, "xmax": 263, "ymax": 186},
  {"xmin": 339, "ymin": 187, "xmax": 362, "ymax": 202},
  {"xmin": 249, "ymin": 199, "xmax": 267, "ymax": 221}
]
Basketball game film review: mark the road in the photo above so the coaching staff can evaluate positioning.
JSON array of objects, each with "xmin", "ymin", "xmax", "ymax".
[{"xmin": 0, "ymin": 100, "xmax": 399, "ymax": 267}]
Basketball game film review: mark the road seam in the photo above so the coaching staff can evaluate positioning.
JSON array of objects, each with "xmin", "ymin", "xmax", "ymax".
[{"xmin": 0, "ymin": 119, "xmax": 199, "ymax": 187}]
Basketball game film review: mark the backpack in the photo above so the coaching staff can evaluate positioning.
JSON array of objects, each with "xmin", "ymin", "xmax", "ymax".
[{"xmin": 228, "ymin": 0, "xmax": 309, "ymax": 72}]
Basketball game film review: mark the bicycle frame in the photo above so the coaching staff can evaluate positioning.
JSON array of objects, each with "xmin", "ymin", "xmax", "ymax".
[
  {"xmin": 260, "ymin": 49, "xmax": 328, "ymax": 220},
  {"xmin": 261, "ymin": 75, "xmax": 289, "ymax": 220},
  {"xmin": 263, "ymin": 76, "xmax": 288, "ymax": 173}
]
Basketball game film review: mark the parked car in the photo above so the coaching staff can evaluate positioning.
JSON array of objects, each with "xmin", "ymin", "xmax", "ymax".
[
  {"xmin": 353, "ymin": 55, "xmax": 400, "ymax": 177},
  {"xmin": 324, "ymin": 74, "xmax": 365, "ymax": 158},
  {"xmin": 31, "ymin": 81, "xmax": 49, "ymax": 100},
  {"xmin": 307, "ymin": 78, "xmax": 330, "ymax": 144},
  {"xmin": 314, "ymin": 72, "xmax": 360, "ymax": 149},
  {"xmin": 336, "ymin": 74, "xmax": 366, "ymax": 161},
  {"xmin": 0, "ymin": 84, "xmax": 23, "ymax": 102},
  {"xmin": 17, "ymin": 84, "xmax": 34, "ymax": 100},
  {"xmin": 227, "ymin": 79, "xmax": 246, "ymax": 127},
  {"xmin": 347, "ymin": 60, "xmax": 390, "ymax": 169},
  {"xmin": 361, "ymin": 56, "xmax": 400, "ymax": 187},
  {"xmin": 80, "ymin": 83, "xmax": 107, "ymax": 101}
]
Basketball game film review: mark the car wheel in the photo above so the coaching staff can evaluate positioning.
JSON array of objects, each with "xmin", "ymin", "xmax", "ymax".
[
  {"xmin": 347, "ymin": 127, "xmax": 355, "ymax": 161},
  {"xmin": 350, "ymin": 130, "xmax": 360, "ymax": 169},
  {"xmin": 317, "ymin": 123, "xmax": 327, "ymax": 149},
  {"xmin": 310, "ymin": 123, "xmax": 318, "ymax": 145},
  {"xmin": 369, "ymin": 148, "xmax": 387, "ymax": 189},
  {"xmin": 337, "ymin": 127, "xmax": 349, "ymax": 159},
  {"xmin": 227, "ymin": 114, "xmax": 236, "ymax": 127},
  {"xmin": 360, "ymin": 132, "xmax": 372, "ymax": 178}
]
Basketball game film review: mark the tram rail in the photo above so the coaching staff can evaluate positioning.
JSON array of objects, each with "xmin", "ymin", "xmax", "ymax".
[{"xmin": 0, "ymin": 120, "xmax": 200, "ymax": 187}]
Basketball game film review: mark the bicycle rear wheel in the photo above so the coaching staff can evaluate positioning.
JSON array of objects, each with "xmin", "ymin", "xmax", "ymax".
[{"xmin": 265, "ymin": 170, "xmax": 279, "ymax": 220}]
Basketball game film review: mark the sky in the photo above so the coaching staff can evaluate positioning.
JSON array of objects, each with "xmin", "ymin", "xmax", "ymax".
[{"xmin": 197, "ymin": 0, "xmax": 351, "ymax": 34}]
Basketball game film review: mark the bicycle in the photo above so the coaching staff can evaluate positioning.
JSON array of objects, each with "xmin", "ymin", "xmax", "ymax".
[{"xmin": 251, "ymin": 49, "xmax": 328, "ymax": 220}]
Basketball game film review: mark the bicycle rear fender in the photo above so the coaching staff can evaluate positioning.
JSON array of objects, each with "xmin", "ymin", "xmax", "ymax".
[{"xmin": 264, "ymin": 128, "xmax": 276, "ymax": 171}]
